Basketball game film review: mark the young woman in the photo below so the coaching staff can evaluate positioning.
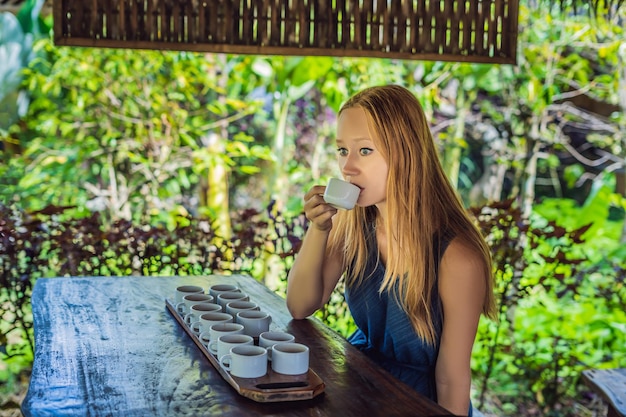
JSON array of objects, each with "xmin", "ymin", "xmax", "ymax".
[{"xmin": 286, "ymin": 85, "xmax": 496, "ymax": 416}]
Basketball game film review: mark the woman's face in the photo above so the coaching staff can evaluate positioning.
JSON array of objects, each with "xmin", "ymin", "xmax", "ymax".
[{"xmin": 336, "ymin": 107, "xmax": 389, "ymax": 208}]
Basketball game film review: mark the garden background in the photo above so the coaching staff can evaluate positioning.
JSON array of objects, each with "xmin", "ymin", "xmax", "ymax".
[{"xmin": 1, "ymin": 0, "xmax": 625, "ymax": 415}]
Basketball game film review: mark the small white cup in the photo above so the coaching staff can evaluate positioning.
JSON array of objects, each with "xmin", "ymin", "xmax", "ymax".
[
  {"xmin": 174, "ymin": 285, "xmax": 204, "ymax": 306},
  {"xmin": 207, "ymin": 323, "xmax": 245, "ymax": 352},
  {"xmin": 198, "ymin": 312, "xmax": 234, "ymax": 343},
  {"xmin": 185, "ymin": 302, "xmax": 222, "ymax": 329},
  {"xmin": 220, "ymin": 345, "xmax": 268, "ymax": 378},
  {"xmin": 210, "ymin": 333, "xmax": 253, "ymax": 360},
  {"xmin": 269, "ymin": 342, "xmax": 310, "ymax": 375},
  {"xmin": 225, "ymin": 300, "xmax": 259, "ymax": 317},
  {"xmin": 323, "ymin": 178, "xmax": 360, "ymax": 210},
  {"xmin": 176, "ymin": 293, "xmax": 214, "ymax": 315},
  {"xmin": 258, "ymin": 331, "xmax": 295, "ymax": 349},
  {"xmin": 209, "ymin": 284, "xmax": 240, "ymax": 298},
  {"xmin": 216, "ymin": 291, "xmax": 249, "ymax": 308},
  {"xmin": 236, "ymin": 310, "xmax": 272, "ymax": 338}
]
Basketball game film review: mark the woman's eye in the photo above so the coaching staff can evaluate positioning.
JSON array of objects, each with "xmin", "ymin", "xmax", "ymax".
[
  {"xmin": 337, "ymin": 148, "xmax": 348, "ymax": 157},
  {"xmin": 360, "ymin": 148, "xmax": 373, "ymax": 156}
]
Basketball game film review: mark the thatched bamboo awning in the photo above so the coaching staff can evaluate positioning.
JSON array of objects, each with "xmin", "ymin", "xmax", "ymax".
[{"xmin": 53, "ymin": 0, "xmax": 519, "ymax": 64}]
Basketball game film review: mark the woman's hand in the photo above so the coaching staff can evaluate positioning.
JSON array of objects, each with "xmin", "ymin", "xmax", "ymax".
[{"xmin": 303, "ymin": 185, "xmax": 338, "ymax": 232}]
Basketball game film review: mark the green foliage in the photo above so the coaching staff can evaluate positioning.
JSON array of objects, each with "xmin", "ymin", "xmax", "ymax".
[
  {"xmin": 4, "ymin": 41, "xmax": 271, "ymax": 223},
  {"xmin": 0, "ymin": 0, "xmax": 49, "ymax": 135},
  {"xmin": 471, "ymin": 192, "xmax": 626, "ymax": 415},
  {"xmin": 534, "ymin": 175, "xmax": 626, "ymax": 261},
  {"xmin": 0, "ymin": 13, "xmax": 30, "ymax": 132}
]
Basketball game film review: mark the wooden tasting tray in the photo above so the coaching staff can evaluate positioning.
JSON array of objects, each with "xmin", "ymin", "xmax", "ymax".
[{"xmin": 165, "ymin": 299, "xmax": 325, "ymax": 403}]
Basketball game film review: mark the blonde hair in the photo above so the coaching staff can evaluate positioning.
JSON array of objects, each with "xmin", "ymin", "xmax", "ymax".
[{"xmin": 328, "ymin": 85, "xmax": 496, "ymax": 344}]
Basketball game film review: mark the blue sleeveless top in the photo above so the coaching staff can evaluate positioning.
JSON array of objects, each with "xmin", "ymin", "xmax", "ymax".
[{"xmin": 344, "ymin": 229, "xmax": 450, "ymax": 402}]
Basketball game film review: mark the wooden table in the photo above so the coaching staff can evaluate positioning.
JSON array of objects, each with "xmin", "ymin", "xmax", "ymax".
[
  {"xmin": 581, "ymin": 368, "xmax": 626, "ymax": 417},
  {"xmin": 22, "ymin": 275, "xmax": 453, "ymax": 417}
]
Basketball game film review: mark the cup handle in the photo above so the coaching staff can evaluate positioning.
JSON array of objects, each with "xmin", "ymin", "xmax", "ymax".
[
  {"xmin": 220, "ymin": 354, "xmax": 231, "ymax": 370},
  {"xmin": 183, "ymin": 313, "xmax": 194, "ymax": 325},
  {"xmin": 191, "ymin": 322, "xmax": 201, "ymax": 336},
  {"xmin": 208, "ymin": 340, "xmax": 218, "ymax": 355},
  {"xmin": 175, "ymin": 302, "xmax": 186, "ymax": 314},
  {"xmin": 199, "ymin": 332, "xmax": 210, "ymax": 347}
]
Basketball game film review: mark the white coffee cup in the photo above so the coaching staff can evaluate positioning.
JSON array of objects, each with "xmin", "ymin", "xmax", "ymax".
[
  {"xmin": 225, "ymin": 300, "xmax": 259, "ymax": 317},
  {"xmin": 323, "ymin": 178, "xmax": 360, "ymax": 210},
  {"xmin": 210, "ymin": 333, "xmax": 253, "ymax": 360},
  {"xmin": 207, "ymin": 323, "xmax": 245, "ymax": 352},
  {"xmin": 236, "ymin": 310, "xmax": 272, "ymax": 338},
  {"xmin": 220, "ymin": 345, "xmax": 268, "ymax": 378},
  {"xmin": 216, "ymin": 291, "xmax": 249, "ymax": 308},
  {"xmin": 269, "ymin": 342, "xmax": 310, "ymax": 375},
  {"xmin": 258, "ymin": 331, "xmax": 295, "ymax": 349},
  {"xmin": 174, "ymin": 285, "xmax": 204, "ymax": 306},
  {"xmin": 209, "ymin": 284, "xmax": 240, "ymax": 298},
  {"xmin": 185, "ymin": 302, "xmax": 222, "ymax": 329},
  {"xmin": 198, "ymin": 312, "xmax": 234, "ymax": 343},
  {"xmin": 176, "ymin": 293, "xmax": 214, "ymax": 315}
]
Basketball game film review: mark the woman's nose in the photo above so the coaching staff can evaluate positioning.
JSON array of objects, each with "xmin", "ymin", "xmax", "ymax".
[{"xmin": 341, "ymin": 154, "xmax": 359, "ymax": 176}]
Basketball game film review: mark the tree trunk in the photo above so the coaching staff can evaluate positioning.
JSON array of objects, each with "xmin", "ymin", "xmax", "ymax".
[
  {"xmin": 258, "ymin": 97, "xmax": 292, "ymax": 290},
  {"xmin": 268, "ymin": 97, "xmax": 292, "ymax": 213},
  {"xmin": 442, "ymin": 90, "xmax": 467, "ymax": 189},
  {"xmin": 202, "ymin": 54, "xmax": 232, "ymax": 241},
  {"xmin": 204, "ymin": 132, "xmax": 231, "ymax": 240},
  {"xmin": 521, "ymin": 119, "xmax": 542, "ymax": 219}
]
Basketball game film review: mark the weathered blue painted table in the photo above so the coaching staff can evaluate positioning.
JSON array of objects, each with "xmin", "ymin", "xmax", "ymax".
[{"xmin": 22, "ymin": 275, "xmax": 452, "ymax": 417}]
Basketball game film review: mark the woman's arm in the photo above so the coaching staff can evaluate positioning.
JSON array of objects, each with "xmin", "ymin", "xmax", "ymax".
[
  {"xmin": 286, "ymin": 185, "xmax": 345, "ymax": 319},
  {"xmin": 435, "ymin": 238, "xmax": 487, "ymax": 416}
]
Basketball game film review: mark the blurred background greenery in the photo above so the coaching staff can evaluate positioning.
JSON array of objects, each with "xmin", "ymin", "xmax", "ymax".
[{"xmin": 1, "ymin": 0, "xmax": 625, "ymax": 415}]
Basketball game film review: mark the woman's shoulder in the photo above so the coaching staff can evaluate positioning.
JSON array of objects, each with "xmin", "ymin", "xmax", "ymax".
[
  {"xmin": 442, "ymin": 236, "xmax": 483, "ymax": 259},
  {"xmin": 438, "ymin": 237, "xmax": 487, "ymax": 300}
]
